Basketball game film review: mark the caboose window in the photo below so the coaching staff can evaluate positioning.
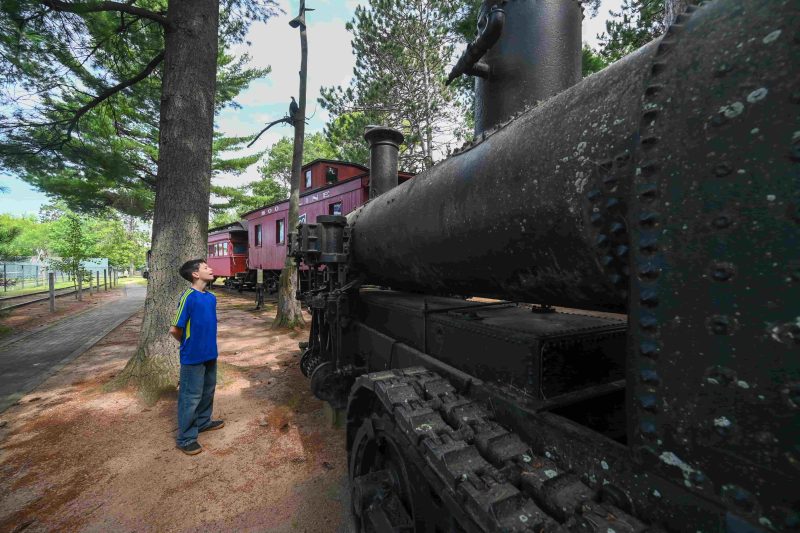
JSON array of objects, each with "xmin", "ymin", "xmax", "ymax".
[
  {"xmin": 255, "ymin": 224, "xmax": 262, "ymax": 247},
  {"xmin": 276, "ymin": 219, "xmax": 285, "ymax": 245},
  {"xmin": 305, "ymin": 169, "xmax": 312, "ymax": 189},
  {"xmin": 329, "ymin": 202, "xmax": 342, "ymax": 216},
  {"xmin": 325, "ymin": 166, "xmax": 338, "ymax": 183},
  {"xmin": 208, "ymin": 244, "xmax": 214, "ymax": 256},
  {"xmin": 223, "ymin": 242, "xmax": 228, "ymax": 256},
  {"xmin": 299, "ymin": 213, "xmax": 306, "ymax": 224}
]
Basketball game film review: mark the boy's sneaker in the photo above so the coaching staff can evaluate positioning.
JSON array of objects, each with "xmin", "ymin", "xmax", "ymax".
[
  {"xmin": 199, "ymin": 420, "xmax": 225, "ymax": 433},
  {"xmin": 177, "ymin": 441, "xmax": 202, "ymax": 455}
]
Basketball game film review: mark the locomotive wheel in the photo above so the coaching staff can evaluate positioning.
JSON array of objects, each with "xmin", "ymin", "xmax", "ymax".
[{"xmin": 349, "ymin": 414, "xmax": 438, "ymax": 532}]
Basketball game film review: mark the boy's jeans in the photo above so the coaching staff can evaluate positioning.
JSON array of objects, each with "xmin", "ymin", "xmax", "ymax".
[{"xmin": 177, "ymin": 359, "xmax": 217, "ymax": 446}]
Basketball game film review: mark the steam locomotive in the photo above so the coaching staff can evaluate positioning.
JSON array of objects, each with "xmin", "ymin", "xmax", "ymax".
[{"xmin": 290, "ymin": 0, "xmax": 799, "ymax": 531}]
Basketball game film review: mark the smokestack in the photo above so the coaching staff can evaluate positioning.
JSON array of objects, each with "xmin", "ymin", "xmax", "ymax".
[
  {"xmin": 364, "ymin": 126, "xmax": 404, "ymax": 199},
  {"xmin": 474, "ymin": 0, "xmax": 582, "ymax": 135}
]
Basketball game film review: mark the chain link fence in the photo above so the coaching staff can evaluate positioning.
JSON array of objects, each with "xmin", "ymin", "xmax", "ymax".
[{"xmin": 0, "ymin": 258, "xmax": 109, "ymax": 293}]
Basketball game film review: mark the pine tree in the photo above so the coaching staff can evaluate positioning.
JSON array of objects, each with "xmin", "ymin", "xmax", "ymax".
[
  {"xmin": 597, "ymin": 0, "xmax": 665, "ymax": 63},
  {"xmin": 0, "ymin": 0, "xmax": 278, "ymax": 398},
  {"xmin": 320, "ymin": 0, "xmax": 471, "ymax": 173}
]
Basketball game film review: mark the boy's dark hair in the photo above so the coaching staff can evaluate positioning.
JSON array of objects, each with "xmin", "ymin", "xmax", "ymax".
[{"xmin": 179, "ymin": 259, "xmax": 206, "ymax": 282}]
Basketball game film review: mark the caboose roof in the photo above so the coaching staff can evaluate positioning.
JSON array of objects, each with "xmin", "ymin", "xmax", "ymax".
[
  {"xmin": 239, "ymin": 161, "xmax": 415, "ymax": 219},
  {"xmin": 239, "ymin": 174, "xmax": 366, "ymax": 218},
  {"xmin": 208, "ymin": 220, "xmax": 247, "ymax": 234},
  {"xmin": 302, "ymin": 158, "xmax": 369, "ymax": 172}
]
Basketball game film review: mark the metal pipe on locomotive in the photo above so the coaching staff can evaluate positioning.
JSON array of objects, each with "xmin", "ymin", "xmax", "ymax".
[{"xmin": 290, "ymin": 0, "xmax": 799, "ymax": 531}]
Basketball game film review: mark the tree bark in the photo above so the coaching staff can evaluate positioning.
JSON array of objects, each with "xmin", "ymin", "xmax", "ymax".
[
  {"xmin": 273, "ymin": 5, "xmax": 308, "ymax": 329},
  {"xmin": 663, "ymin": 0, "xmax": 690, "ymax": 26},
  {"xmin": 115, "ymin": 0, "xmax": 219, "ymax": 400}
]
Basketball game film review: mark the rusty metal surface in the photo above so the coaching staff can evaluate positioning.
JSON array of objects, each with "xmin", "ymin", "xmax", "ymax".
[
  {"xmin": 626, "ymin": 0, "xmax": 800, "ymax": 528},
  {"xmin": 348, "ymin": 40, "xmax": 657, "ymax": 312}
]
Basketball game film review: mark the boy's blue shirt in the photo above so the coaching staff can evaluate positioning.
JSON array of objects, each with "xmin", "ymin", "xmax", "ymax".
[{"xmin": 172, "ymin": 287, "xmax": 218, "ymax": 365}]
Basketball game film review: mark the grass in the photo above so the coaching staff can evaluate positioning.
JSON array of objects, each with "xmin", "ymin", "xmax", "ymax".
[
  {"xmin": 117, "ymin": 277, "xmax": 147, "ymax": 287},
  {"xmin": 0, "ymin": 279, "xmax": 76, "ymax": 298}
]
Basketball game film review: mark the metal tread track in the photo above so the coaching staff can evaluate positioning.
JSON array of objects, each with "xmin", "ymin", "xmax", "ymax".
[{"xmin": 354, "ymin": 367, "xmax": 651, "ymax": 532}]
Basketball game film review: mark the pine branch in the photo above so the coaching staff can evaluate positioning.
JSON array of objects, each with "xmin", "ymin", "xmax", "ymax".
[
  {"xmin": 41, "ymin": 0, "xmax": 168, "ymax": 26},
  {"xmin": 65, "ymin": 49, "xmax": 165, "ymax": 138}
]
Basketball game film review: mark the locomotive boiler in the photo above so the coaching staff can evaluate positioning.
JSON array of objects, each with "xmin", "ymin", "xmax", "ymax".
[{"xmin": 290, "ymin": 0, "xmax": 799, "ymax": 530}]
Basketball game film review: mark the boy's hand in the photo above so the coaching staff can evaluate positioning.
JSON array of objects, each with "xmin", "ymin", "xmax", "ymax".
[{"xmin": 169, "ymin": 326, "xmax": 183, "ymax": 342}]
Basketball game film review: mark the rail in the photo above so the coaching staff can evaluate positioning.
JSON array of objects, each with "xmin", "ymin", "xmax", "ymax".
[{"xmin": 0, "ymin": 287, "xmax": 79, "ymax": 311}]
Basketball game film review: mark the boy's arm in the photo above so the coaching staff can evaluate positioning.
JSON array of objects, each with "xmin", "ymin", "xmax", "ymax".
[
  {"xmin": 169, "ymin": 326, "xmax": 183, "ymax": 341},
  {"xmin": 169, "ymin": 290, "xmax": 193, "ymax": 341}
]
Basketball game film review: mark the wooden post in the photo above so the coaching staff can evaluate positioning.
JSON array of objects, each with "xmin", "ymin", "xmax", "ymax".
[
  {"xmin": 49, "ymin": 272, "xmax": 55, "ymax": 312},
  {"xmin": 104, "ymin": 269, "xmax": 108, "ymax": 291},
  {"xmin": 77, "ymin": 272, "xmax": 83, "ymax": 301},
  {"xmin": 2, "ymin": 263, "xmax": 5, "ymax": 293},
  {"xmin": 96, "ymin": 271, "xmax": 100, "ymax": 293}
]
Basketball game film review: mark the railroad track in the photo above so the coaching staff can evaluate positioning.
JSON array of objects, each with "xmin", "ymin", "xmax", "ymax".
[{"xmin": 0, "ymin": 287, "xmax": 83, "ymax": 311}]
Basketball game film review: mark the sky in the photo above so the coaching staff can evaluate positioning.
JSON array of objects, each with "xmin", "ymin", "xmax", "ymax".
[{"xmin": 0, "ymin": 0, "xmax": 619, "ymax": 217}]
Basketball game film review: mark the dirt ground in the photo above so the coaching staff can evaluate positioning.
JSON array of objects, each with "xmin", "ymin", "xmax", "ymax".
[
  {"xmin": 0, "ymin": 289, "xmax": 352, "ymax": 533},
  {"xmin": 0, "ymin": 282, "xmax": 133, "ymax": 341}
]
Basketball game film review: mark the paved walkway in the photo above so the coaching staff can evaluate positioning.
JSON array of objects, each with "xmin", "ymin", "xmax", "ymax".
[{"xmin": 0, "ymin": 284, "xmax": 146, "ymax": 413}]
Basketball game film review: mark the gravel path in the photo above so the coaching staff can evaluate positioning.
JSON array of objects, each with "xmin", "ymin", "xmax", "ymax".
[{"xmin": 0, "ymin": 284, "xmax": 145, "ymax": 413}]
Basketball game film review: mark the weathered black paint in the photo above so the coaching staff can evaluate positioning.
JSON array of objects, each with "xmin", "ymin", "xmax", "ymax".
[
  {"xmin": 292, "ymin": 0, "xmax": 800, "ymax": 530},
  {"xmin": 349, "ymin": 40, "xmax": 656, "ymax": 312},
  {"xmin": 474, "ymin": 0, "xmax": 582, "ymax": 134},
  {"xmin": 364, "ymin": 126, "xmax": 404, "ymax": 200}
]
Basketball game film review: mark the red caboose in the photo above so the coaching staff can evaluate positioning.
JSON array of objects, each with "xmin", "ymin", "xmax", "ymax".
[
  {"xmin": 241, "ymin": 159, "xmax": 412, "ymax": 291},
  {"xmin": 206, "ymin": 221, "xmax": 248, "ymax": 285}
]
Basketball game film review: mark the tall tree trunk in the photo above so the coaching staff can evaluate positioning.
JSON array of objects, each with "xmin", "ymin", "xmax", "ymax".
[
  {"xmin": 127, "ymin": 216, "xmax": 137, "ymax": 275},
  {"xmin": 273, "ymin": 5, "xmax": 308, "ymax": 329},
  {"xmin": 115, "ymin": 0, "xmax": 219, "ymax": 401},
  {"xmin": 663, "ymin": 0, "xmax": 690, "ymax": 26}
]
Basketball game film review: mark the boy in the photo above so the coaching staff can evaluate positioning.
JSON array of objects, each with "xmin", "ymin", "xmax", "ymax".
[{"xmin": 170, "ymin": 259, "xmax": 224, "ymax": 455}]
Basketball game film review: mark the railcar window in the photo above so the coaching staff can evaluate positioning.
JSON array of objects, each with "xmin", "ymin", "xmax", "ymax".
[
  {"xmin": 208, "ymin": 245, "xmax": 214, "ymax": 256},
  {"xmin": 305, "ymin": 169, "xmax": 312, "ymax": 189},
  {"xmin": 255, "ymin": 224, "xmax": 262, "ymax": 247},
  {"xmin": 276, "ymin": 219, "xmax": 285, "ymax": 245},
  {"xmin": 299, "ymin": 213, "xmax": 306, "ymax": 224},
  {"xmin": 329, "ymin": 202, "xmax": 342, "ymax": 216},
  {"xmin": 233, "ymin": 243, "xmax": 247, "ymax": 254},
  {"xmin": 325, "ymin": 166, "xmax": 338, "ymax": 183},
  {"xmin": 223, "ymin": 242, "xmax": 228, "ymax": 256}
]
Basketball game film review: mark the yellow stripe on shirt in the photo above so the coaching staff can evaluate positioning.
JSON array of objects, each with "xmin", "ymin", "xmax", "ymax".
[
  {"xmin": 186, "ymin": 319, "xmax": 191, "ymax": 340},
  {"xmin": 172, "ymin": 289, "xmax": 192, "ymax": 326}
]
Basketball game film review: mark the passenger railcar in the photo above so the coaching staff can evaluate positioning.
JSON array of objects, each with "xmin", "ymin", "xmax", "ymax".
[
  {"xmin": 206, "ymin": 221, "xmax": 248, "ymax": 285},
  {"xmin": 212, "ymin": 158, "xmax": 412, "ymax": 292}
]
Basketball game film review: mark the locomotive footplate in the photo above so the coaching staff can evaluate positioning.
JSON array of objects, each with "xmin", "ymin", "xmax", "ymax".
[{"xmin": 347, "ymin": 289, "xmax": 627, "ymax": 404}]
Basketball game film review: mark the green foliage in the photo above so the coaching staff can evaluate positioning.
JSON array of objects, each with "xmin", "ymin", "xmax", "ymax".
[
  {"xmin": 90, "ymin": 216, "xmax": 149, "ymax": 269},
  {"xmin": 320, "ymin": 0, "xmax": 472, "ymax": 173},
  {"xmin": 323, "ymin": 112, "xmax": 372, "ymax": 167},
  {"xmin": 210, "ymin": 132, "xmax": 338, "ymax": 222},
  {"xmin": 597, "ymin": 0, "xmax": 665, "ymax": 63},
  {"xmin": 0, "ymin": 214, "xmax": 51, "ymax": 258},
  {"xmin": 49, "ymin": 212, "xmax": 95, "ymax": 278},
  {"xmin": 581, "ymin": 45, "xmax": 609, "ymax": 77},
  {"xmin": 0, "ymin": 203, "xmax": 148, "ymax": 270},
  {"xmin": 0, "ymin": 0, "xmax": 278, "ymax": 218},
  {"xmin": 260, "ymin": 132, "xmax": 338, "ymax": 187}
]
